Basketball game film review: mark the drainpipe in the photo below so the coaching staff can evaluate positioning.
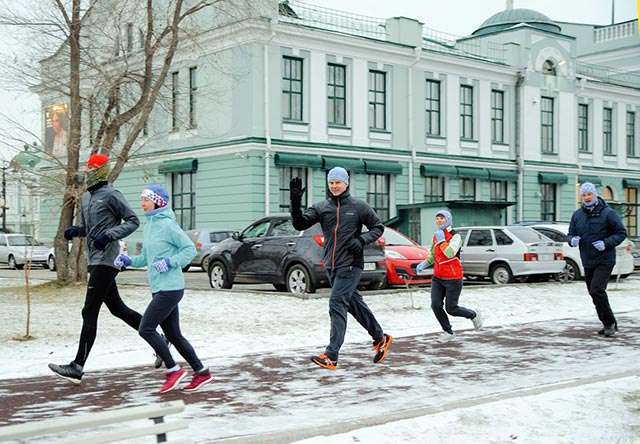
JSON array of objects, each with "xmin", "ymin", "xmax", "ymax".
[
  {"xmin": 408, "ymin": 47, "xmax": 421, "ymax": 205},
  {"xmin": 515, "ymin": 70, "xmax": 526, "ymax": 221},
  {"xmin": 264, "ymin": 19, "xmax": 276, "ymax": 216}
]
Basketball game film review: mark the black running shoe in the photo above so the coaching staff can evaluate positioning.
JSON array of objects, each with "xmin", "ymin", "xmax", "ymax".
[
  {"xmin": 373, "ymin": 333, "xmax": 393, "ymax": 364},
  {"xmin": 598, "ymin": 323, "xmax": 618, "ymax": 335},
  {"xmin": 154, "ymin": 334, "xmax": 171, "ymax": 369},
  {"xmin": 48, "ymin": 361, "xmax": 84, "ymax": 385}
]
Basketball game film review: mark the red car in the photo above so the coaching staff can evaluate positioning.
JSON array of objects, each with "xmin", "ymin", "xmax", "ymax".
[{"xmin": 381, "ymin": 227, "xmax": 432, "ymax": 287}]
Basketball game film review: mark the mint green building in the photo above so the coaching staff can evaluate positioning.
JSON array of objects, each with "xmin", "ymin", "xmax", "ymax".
[{"xmin": 35, "ymin": 1, "xmax": 640, "ymax": 245}]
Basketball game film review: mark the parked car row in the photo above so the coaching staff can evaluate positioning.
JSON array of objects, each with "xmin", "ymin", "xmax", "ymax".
[{"xmin": 5, "ymin": 220, "xmax": 636, "ymax": 293}]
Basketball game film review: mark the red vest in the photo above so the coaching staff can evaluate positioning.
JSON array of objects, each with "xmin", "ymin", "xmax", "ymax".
[{"xmin": 431, "ymin": 229, "xmax": 464, "ymax": 280}]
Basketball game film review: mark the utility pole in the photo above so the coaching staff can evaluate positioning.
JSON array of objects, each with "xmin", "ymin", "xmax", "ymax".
[{"xmin": 1, "ymin": 161, "xmax": 7, "ymax": 232}]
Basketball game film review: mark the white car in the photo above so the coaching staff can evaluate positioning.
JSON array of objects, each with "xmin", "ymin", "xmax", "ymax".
[
  {"xmin": 47, "ymin": 240, "xmax": 128, "ymax": 271},
  {"xmin": 0, "ymin": 233, "xmax": 50, "ymax": 269},
  {"xmin": 516, "ymin": 223, "xmax": 634, "ymax": 281},
  {"xmin": 455, "ymin": 226, "xmax": 565, "ymax": 285}
]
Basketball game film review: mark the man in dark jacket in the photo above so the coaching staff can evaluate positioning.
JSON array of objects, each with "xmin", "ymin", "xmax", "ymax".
[
  {"xmin": 568, "ymin": 182, "xmax": 627, "ymax": 337},
  {"xmin": 48, "ymin": 154, "xmax": 142, "ymax": 384},
  {"xmin": 290, "ymin": 166, "xmax": 392, "ymax": 370}
]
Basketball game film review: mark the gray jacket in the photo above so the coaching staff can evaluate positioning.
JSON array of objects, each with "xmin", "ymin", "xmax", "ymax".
[{"xmin": 78, "ymin": 183, "xmax": 140, "ymax": 267}]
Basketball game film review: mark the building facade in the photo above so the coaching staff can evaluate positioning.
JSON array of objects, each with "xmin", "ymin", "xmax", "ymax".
[{"xmin": 37, "ymin": 0, "xmax": 640, "ymax": 245}]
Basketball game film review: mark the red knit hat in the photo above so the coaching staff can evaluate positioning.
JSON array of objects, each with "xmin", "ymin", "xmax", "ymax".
[{"xmin": 86, "ymin": 154, "xmax": 110, "ymax": 169}]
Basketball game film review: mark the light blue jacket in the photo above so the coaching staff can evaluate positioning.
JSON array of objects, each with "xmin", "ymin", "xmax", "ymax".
[{"xmin": 130, "ymin": 208, "xmax": 196, "ymax": 293}]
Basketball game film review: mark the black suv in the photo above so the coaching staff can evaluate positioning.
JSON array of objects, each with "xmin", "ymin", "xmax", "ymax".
[{"xmin": 206, "ymin": 214, "xmax": 387, "ymax": 294}]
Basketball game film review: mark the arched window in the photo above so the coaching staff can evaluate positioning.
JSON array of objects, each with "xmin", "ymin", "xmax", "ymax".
[
  {"xmin": 542, "ymin": 60, "xmax": 556, "ymax": 76},
  {"xmin": 602, "ymin": 186, "xmax": 614, "ymax": 201}
]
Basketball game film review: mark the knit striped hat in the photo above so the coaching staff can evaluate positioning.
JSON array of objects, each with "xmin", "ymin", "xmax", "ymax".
[{"xmin": 141, "ymin": 185, "xmax": 169, "ymax": 208}]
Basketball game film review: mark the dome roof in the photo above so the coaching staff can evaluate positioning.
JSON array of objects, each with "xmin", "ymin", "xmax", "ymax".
[
  {"xmin": 473, "ymin": 8, "xmax": 561, "ymax": 36},
  {"xmin": 10, "ymin": 145, "xmax": 41, "ymax": 170}
]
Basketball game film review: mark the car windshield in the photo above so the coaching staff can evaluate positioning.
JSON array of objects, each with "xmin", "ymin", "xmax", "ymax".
[
  {"xmin": 382, "ymin": 229, "xmax": 415, "ymax": 246},
  {"xmin": 8, "ymin": 235, "xmax": 42, "ymax": 246},
  {"xmin": 508, "ymin": 227, "xmax": 551, "ymax": 243}
]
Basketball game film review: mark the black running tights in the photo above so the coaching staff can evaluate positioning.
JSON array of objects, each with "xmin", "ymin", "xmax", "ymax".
[{"xmin": 74, "ymin": 265, "xmax": 142, "ymax": 366}]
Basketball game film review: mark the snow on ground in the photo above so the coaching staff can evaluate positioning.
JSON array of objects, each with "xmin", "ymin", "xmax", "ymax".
[{"xmin": 1, "ymin": 274, "xmax": 640, "ymax": 442}]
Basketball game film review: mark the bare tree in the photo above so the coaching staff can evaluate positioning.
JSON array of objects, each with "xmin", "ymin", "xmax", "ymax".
[{"xmin": 1, "ymin": 0, "xmax": 249, "ymax": 282}]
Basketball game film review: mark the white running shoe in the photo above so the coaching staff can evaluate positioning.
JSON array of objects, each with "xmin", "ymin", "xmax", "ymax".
[
  {"xmin": 437, "ymin": 331, "xmax": 455, "ymax": 342},
  {"xmin": 472, "ymin": 309, "xmax": 483, "ymax": 330}
]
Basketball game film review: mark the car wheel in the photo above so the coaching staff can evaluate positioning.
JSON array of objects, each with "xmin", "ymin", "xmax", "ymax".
[
  {"xmin": 47, "ymin": 254, "xmax": 57, "ymax": 271},
  {"xmin": 368, "ymin": 277, "xmax": 387, "ymax": 290},
  {"xmin": 208, "ymin": 261, "xmax": 232, "ymax": 289},
  {"xmin": 201, "ymin": 255, "xmax": 211, "ymax": 272},
  {"xmin": 8, "ymin": 255, "xmax": 23, "ymax": 270},
  {"xmin": 555, "ymin": 258, "xmax": 579, "ymax": 282},
  {"xmin": 273, "ymin": 284, "xmax": 288, "ymax": 292},
  {"xmin": 286, "ymin": 264, "xmax": 316, "ymax": 294},
  {"xmin": 490, "ymin": 263, "xmax": 513, "ymax": 285}
]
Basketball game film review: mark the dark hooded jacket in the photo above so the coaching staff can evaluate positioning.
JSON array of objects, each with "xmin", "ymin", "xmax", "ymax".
[
  {"xmin": 291, "ymin": 190, "xmax": 383, "ymax": 270},
  {"xmin": 567, "ymin": 196, "xmax": 627, "ymax": 267},
  {"xmin": 78, "ymin": 182, "xmax": 140, "ymax": 267}
]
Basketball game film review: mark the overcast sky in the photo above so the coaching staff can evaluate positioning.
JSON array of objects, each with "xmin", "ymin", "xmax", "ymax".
[{"xmin": 0, "ymin": 0, "xmax": 637, "ymax": 161}]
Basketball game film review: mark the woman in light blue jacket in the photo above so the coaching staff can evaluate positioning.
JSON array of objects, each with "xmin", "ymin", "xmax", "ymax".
[{"xmin": 115, "ymin": 185, "xmax": 212, "ymax": 394}]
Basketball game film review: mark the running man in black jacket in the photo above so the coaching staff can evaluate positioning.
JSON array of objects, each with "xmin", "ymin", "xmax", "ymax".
[
  {"xmin": 290, "ymin": 166, "xmax": 392, "ymax": 370},
  {"xmin": 48, "ymin": 154, "xmax": 142, "ymax": 384}
]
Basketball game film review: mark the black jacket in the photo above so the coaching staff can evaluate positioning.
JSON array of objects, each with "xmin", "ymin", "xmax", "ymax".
[
  {"xmin": 568, "ymin": 197, "xmax": 627, "ymax": 267},
  {"xmin": 291, "ymin": 190, "xmax": 384, "ymax": 270}
]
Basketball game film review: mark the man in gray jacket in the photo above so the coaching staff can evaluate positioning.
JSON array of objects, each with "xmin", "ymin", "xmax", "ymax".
[{"xmin": 48, "ymin": 154, "xmax": 141, "ymax": 384}]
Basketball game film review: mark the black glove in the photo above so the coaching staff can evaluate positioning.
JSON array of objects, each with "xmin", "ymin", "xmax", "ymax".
[
  {"xmin": 347, "ymin": 237, "xmax": 364, "ymax": 255},
  {"xmin": 289, "ymin": 177, "xmax": 306, "ymax": 207},
  {"xmin": 64, "ymin": 226, "xmax": 80, "ymax": 240},
  {"xmin": 93, "ymin": 233, "xmax": 110, "ymax": 251}
]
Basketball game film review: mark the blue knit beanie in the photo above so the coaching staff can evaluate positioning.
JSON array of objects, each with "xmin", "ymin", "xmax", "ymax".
[
  {"xmin": 141, "ymin": 185, "xmax": 170, "ymax": 208},
  {"xmin": 436, "ymin": 209, "xmax": 452, "ymax": 229},
  {"xmin": 327, "ymin": 167, "xmax": 349, "ymax": 185},
  {"xmin": 580, "ymin": 182, "xmax": 597, "ymax": 197},
  {"xmin": 580, "ymin": 182, "xmax": 598, "ymax": 207}
]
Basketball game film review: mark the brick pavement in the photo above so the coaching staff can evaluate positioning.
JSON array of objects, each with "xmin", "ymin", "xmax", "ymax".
[{"xmin": 1, "ymin": 312, "xmax": 639, "ymax": 443}]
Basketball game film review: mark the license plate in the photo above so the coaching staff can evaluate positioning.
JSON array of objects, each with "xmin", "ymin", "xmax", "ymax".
[
  {"xmin": 539, "ymin": 254, "xmax": 553, "ymax": 261},
  {"xmin": 364, "ymin": 262, "xmax": 375, "ymax": 271}
]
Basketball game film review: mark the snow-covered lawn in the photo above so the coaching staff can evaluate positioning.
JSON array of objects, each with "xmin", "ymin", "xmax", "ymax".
[{"xmin": 1, "ymin": 275, "xmax": 639, "ymax": 443}]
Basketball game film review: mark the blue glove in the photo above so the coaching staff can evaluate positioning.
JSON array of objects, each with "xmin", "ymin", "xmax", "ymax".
[
  {"xmin": 416, "ymin": 261, "xmax": 430, "ymax": 274},
  {"xmin": 114, "ymin": 253, "xmax": 132, "ymax": 268},
  {"xmin": 93, "ymin": 233, "xmax": 110, "ymax": 251},
  {"xmin": 592, "ymin": 240, "xmax": 605, "ymax": 251},
  {"xmin": 64, "ymin": 226, "xmax": 80, "ymax": 240},
  {"xmin": 152, "ymin": 258, "xmax": 171, "ymax": 273},
  {"xmin": 569, "ymin": 236, "xmax": 580, "ymax": 247},
  {"xmin": 434, "ymin": 230, "xmax": 445, "ymax": 244}
]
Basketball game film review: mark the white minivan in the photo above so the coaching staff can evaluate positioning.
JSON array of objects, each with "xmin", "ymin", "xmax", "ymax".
[{"xmin": 521, "ymin": 223, "xmax": 634, "ymax": 281}]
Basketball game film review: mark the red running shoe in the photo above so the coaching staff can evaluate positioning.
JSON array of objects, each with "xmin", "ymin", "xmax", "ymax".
[
  {"xmin": 183, "ymin": 369, "xmax": 214, "ymax": 392},
  {"xmin": 160, "ymin": 368, "xmax": 187, "ymax": 394}
]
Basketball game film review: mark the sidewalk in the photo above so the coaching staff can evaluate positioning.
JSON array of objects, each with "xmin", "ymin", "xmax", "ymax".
[{"xmin": 1, "ymin": 311, "xmax": 639, "ymax": 443}]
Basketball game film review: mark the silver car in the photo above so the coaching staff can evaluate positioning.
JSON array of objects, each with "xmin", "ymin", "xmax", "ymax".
[
  {"xmin": 0, "ymin": 233, "xmax": 50, "ymax": 269},
  {"xmin": 185, "ymin": 228, "xmax": 235, "ymax": 271},
  {"xmin": 456, "ymin": 226, "xmax": 565, "ymax": 285}
]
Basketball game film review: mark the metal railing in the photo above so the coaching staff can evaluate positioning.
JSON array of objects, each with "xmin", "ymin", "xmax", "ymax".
[{"xmin": 576, "ymin": 61, "xmax": 640, "ymax": 90}]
